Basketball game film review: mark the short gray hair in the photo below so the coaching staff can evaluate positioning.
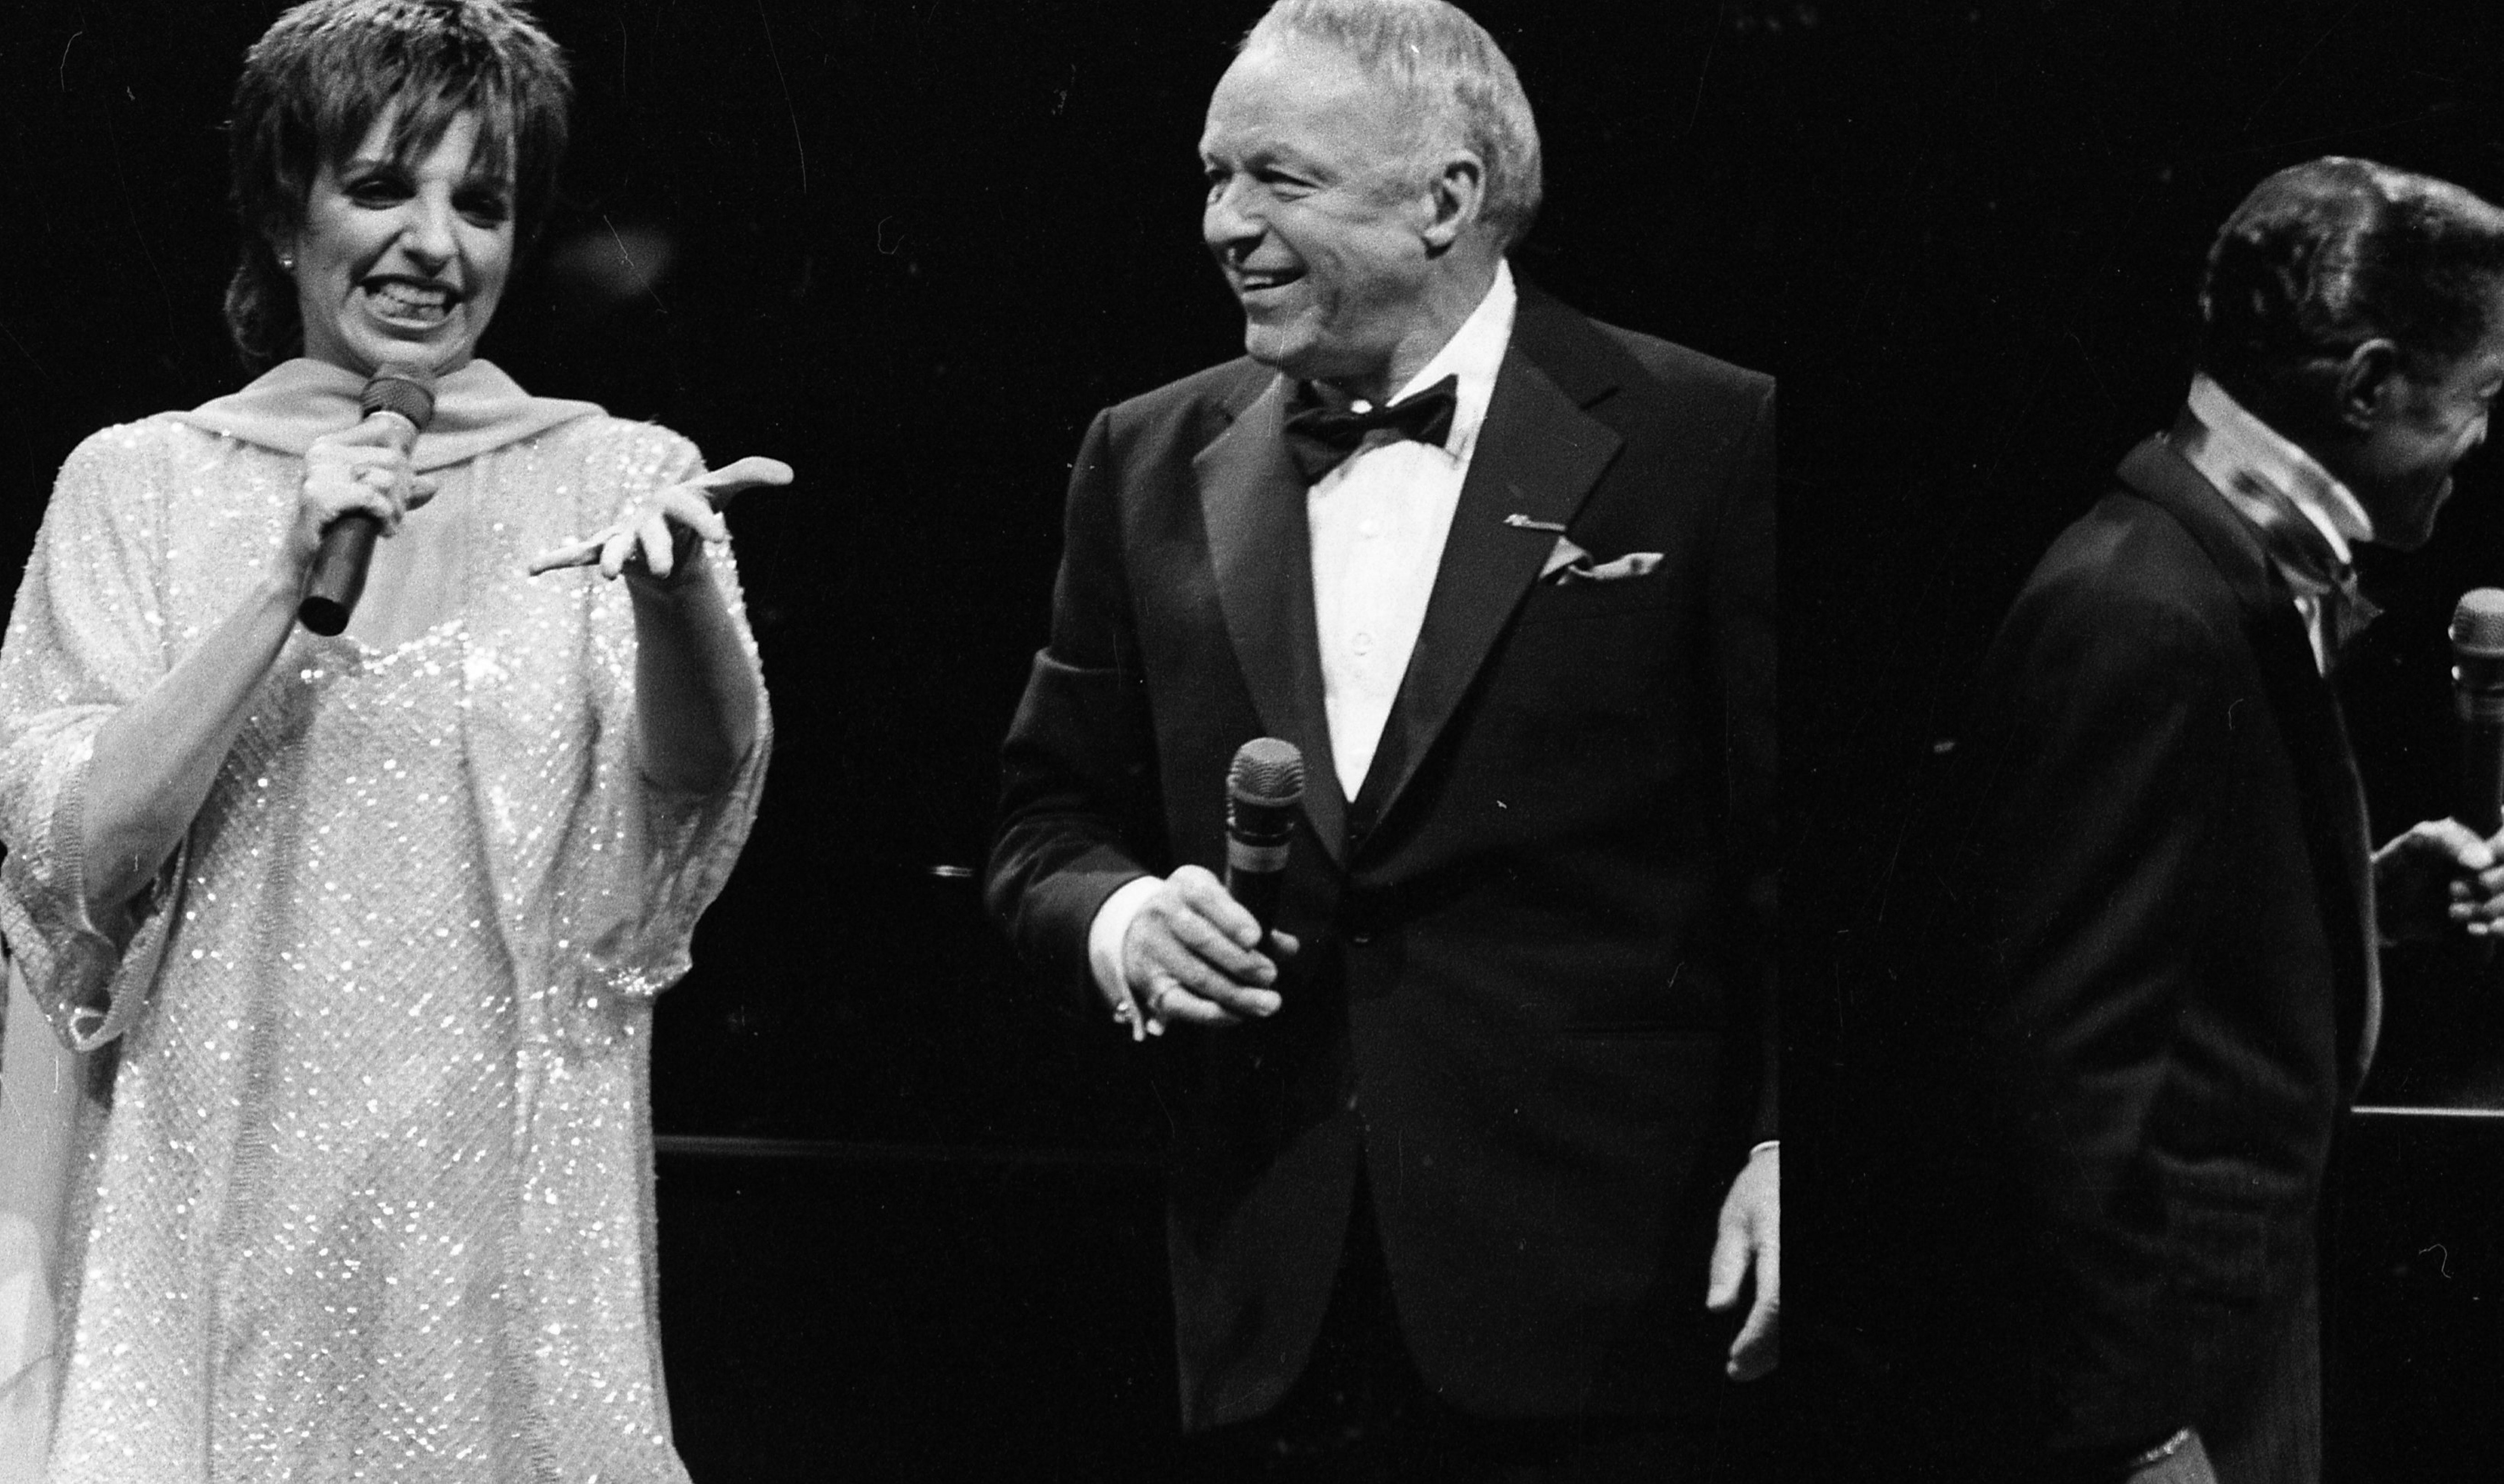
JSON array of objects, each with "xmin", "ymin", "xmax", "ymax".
[{"xmin": 1243, "ymin": 0, "xmax": 1542, "ymax": 251}]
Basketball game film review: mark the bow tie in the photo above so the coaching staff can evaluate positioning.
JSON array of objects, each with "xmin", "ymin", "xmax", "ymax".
[
  {"xmin": 1281, "ymin": 375, "xmax": 1459, "ymax": 485},
  {"xmin": 2230, "ymin": 471, "xmax": 2382, "ymax": 660}
]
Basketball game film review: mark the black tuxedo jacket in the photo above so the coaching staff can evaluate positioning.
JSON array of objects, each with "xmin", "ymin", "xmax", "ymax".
[
  {"xmin": 988, "ymin": 284, "xmax": 1774, "ymax": 1429},
  {"xmin": 1844, "ymin": 436, "xmax": 2375, "ymax": 1472}
]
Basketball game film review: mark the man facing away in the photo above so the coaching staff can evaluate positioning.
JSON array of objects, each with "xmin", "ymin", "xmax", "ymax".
[
  {"xmin": 987, "ymin": 0, "xmax": 1778, "ymax": 1477},
  {"xmin": 1844, "ymin": 157, "xmax": 2504, "ymax": 1484}
]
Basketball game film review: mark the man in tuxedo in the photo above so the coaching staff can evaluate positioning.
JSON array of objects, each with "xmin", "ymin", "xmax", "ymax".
[
  {"xmin": 1852, "ymin": 158, "xmax": 2504, "ymax": 1484},
  {"xmin": 986, "ymin": 0, "xmax": 1775, "ymax": 1476}
]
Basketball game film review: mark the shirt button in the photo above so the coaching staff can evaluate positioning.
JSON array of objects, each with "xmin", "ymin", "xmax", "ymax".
[
  {"xmin": 1352, "ymin": 631, "xmax": 1374, "ymax": 655},
  {"xmin": 1359, "ymin": 519, "xmax": 1382, "ymax": 538}
]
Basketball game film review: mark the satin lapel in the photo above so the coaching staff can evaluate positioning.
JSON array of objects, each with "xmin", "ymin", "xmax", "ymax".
[
  {"xmin": 1194, "ymin": 375, "xmax": 1350, "ymax": 863},
  {"xmin": 1350, "ymin": 337, "xmax": 1623, "ymax": 824},
  {"xmin": 2117, "ymin": 437, "xmax": 2379, "ymax": 1085}
]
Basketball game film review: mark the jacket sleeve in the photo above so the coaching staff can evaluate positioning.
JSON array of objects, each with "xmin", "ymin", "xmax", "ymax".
[
  {"xmin": 985, "ymin": 408, "xmax": 1165, "ymax": 1003},
  {"xmin": 1961, "ymin": 587, "xmax": 2233, "ymax": 1454}
]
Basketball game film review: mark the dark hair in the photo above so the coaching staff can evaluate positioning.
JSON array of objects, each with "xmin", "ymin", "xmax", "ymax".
[
  {"xmin": 224, "ymin": 0, "xmax": 572, "ymax": 371},
  {"xmin": 2199, "ymin": 156, "xmax": 2504, "ymax": 421}
]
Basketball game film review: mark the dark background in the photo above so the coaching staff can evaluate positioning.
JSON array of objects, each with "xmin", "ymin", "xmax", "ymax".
[
  {"xmin": 0, "ymin": 2, "xmax": 1810, "ymax": 1477},
  {"xmin": 1783, "ymin": 1, "xmax": 2504, "ymax": 1478},
  {"xmin": 35, "ymin": 0, "xmax": 2504, "ymax": 1475}
]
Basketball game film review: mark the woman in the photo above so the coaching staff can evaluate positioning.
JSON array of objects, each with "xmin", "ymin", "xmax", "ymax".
[{"xmin": 0, "ymin": 2, "xmax": 781, "ymax": 1476}]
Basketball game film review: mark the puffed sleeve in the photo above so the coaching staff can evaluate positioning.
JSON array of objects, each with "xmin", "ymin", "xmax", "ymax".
[{"xmin": 0, "ymin": 426, "xmax": 186, "ymax": 1051}]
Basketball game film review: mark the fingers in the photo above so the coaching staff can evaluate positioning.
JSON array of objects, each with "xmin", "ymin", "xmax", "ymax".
[
  {"xmin": 626, "ymin": 511, "xmax": 683, "ymax": 581},
  {"xmin": 526, "ymin": 536, "xmax": 606, "ymax": 576},
  {"xmin": 1727, "ymin": 1277, "xmax": 1780, "ymax": 1382},
  {"xmin": 2415, "ymin": 818, "xmax": 2504, "ymax": 934},
  {"xmin": 686, "ymin": 455, "xmax": 796, "ymax": 506},
  {"xmin": 598, "ymin": 523, "xmax": 641, "ymax": 582},
  {"xmin": 1704, "ymin": 1220, "xmax": 1749, "ymax": 1313},
  {"xmin": 658, "ymin": 486, "xmax": 732, "ymax": 544},
  {"xmin": 1122, "ymin": 866, "xmax": 1282, "ymax": 1026},
  {"xmin": 2451, "ymin": 871, "xmax": 2504, "ymax": 934},
  {"xmin": 303, "ymin": 442, "xmax": 417, "ymax": 531},
  {"xmin": 1706, "ymin": 1214, "xmax": 1780, "ymax": 1381},
  {"xmin": 1136, "ymin": 976, "xmax": 1241, "ymax": 1028},
  {"xmin": 2414, "ymin": 817, "xmax": 2496, "ymax": 872},
  {"xmin": 300, "ymin": 462, "xmax": 400, "ymax": 533},
  {"xmin": 527, "ymin": 486, "xmax": 737, "ymax": 581}
]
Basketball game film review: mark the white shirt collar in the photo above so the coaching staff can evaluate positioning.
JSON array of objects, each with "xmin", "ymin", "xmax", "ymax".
[
  {"xmin": 2182, "ymin": 373, "xmax": 2375, "ymax": 564},
  {"xmin": 1361, "ymin": 259, "xmax": 1517, "ymax": 464}
]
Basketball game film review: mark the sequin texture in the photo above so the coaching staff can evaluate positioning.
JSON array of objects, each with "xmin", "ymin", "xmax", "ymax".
[{"xmin": 0, "ymin": 413, "xmax": 769, "ymax": 1480}]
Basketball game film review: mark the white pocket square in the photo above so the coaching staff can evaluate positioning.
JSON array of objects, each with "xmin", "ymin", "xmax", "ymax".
[{"xmin": 1541, "ymin": 538, "xmax": 1662, "ymax": 584}]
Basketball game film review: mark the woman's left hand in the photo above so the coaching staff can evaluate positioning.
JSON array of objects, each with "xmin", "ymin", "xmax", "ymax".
[{"xmin": 527, "ymin": 455, "xmax": 794, "ymax": 588}]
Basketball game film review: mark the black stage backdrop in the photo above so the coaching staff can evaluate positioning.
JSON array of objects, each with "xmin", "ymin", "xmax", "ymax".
[
  {"xmin": 1785, "ymin": 3, "xmax": 2504, "ymax": 1478},
  {"xmin": 0, "ymin": 3, "xmax": 1812, "ymax": 1477}
]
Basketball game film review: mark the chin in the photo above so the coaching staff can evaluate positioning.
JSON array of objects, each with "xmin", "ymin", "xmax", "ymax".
[
  {"xmin": 2386, "ymin": 504, "xmax": 2447, "ymax": 553},
  {"xmin": 1240, "ymin": 322, "xmax": 1313, "ymax": 377}
]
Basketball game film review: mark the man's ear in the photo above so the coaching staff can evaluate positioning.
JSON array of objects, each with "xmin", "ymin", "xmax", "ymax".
[
  {"xmin": 2333, "ymin": 338, "xmax": 2405, "ymax": 432},
  {"xmin": 1420, "ymin": 152, "xmax": 1487, "ymax": 258}
]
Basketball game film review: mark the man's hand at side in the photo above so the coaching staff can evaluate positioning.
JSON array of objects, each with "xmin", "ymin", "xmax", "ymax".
[{"xmin": 1707, "ymin": 1142, "xmax": 1779, "ymax": 1381}]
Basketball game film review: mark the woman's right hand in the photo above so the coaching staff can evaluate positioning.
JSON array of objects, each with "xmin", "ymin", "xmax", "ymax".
[{"xmin": 279, "ymin": 421, "xmax": 440, "ymax": 584}]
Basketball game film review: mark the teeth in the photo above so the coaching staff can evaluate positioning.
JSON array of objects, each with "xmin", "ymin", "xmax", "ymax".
[{"xmin": 368, "ymin": 281, "xmax": 452, "ymax": 321}]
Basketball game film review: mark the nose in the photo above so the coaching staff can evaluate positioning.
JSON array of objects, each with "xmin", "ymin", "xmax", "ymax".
[
  {"xmin": 1203, "ymin": 176, "xmax": 1262, "ymax": 254},
  {"xmin": 400, "ymin": 189, "xmax": 458, "ymax": 269}
]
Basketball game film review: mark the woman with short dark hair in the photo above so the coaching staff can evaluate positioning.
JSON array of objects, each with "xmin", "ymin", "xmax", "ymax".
[{"xmin": 0, "ymin": 2, "xmax": 783, "ymax": 1475}]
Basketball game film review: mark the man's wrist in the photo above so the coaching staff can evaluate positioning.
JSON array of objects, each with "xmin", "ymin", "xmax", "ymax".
[{"xmin": 1086, "ymin": 875, "xmax": 1161, "ymax": 1004}]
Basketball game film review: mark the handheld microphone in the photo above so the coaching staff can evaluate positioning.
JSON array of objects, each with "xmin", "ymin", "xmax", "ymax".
[
  {"xmin": 2451, "ymin": 588, "xmax": 2504, "ymax": 835},
  {"xmin": 298, "ymin": 362, "xmax": 436, "ymax": 636},
  {"xmin": 1225, "ymin": 737, "xmax": 1305, "ymax": 934}
]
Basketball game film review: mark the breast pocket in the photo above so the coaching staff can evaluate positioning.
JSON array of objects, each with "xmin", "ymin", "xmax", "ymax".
[
  {"xmin": 1513, "ymin": 569, "xmax": 1677, "ymax": 624},
  {"xmin": 1492, "ymin": 571, "xmax": 1689, "ymax": 727}
]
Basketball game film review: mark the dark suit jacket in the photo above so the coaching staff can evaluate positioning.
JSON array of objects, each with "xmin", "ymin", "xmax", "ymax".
[
  {"xmin": 987, "ymin": 283, "xmax": 1775, "ymax": 1430},
  {"xmin": 1840, "ymin": 436, "xmax": 2375, "ymax": 1474}
]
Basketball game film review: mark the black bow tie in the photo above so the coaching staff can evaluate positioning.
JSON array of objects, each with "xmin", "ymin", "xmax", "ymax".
[
  {"xmin": 2230, "ymin": 471, "xmax": 2382, "ymax": 660},
  {"xmin": 1281, "ymin": 375, "xmax": 1459, "ymax": 485}
]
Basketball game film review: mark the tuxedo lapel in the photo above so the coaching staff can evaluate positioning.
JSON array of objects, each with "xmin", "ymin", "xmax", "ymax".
[
  {"xmin": 1350, "ymin": 305, "xmax": 1625, "ymax": 828},
  {"xmin": 2116, "ymin": 437, "xmax": 2381, "ymax": 1087},
  {"xmin": 1194, "ymin": 374, "xmax": 1351, "ymax": 863}
]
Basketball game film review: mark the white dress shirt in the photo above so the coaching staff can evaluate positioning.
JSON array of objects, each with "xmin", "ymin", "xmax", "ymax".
[
  {"xmin": 1085, "ymin": 265, "xmax": 1520, "ymax": 1003},
  {"xmin": 2178, "ymin": 374, "xmax": 2376, "ymax": 676},
  {"xmin": 1308, "ymin": 260, "xmax": 1517, "ymax": 799}
]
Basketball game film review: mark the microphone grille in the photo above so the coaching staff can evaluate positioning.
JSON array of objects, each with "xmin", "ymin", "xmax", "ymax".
[
  {"xmin": 361, "ymin": 361, "xmax": 437, "ymax": 428},
  {"xmin": 1227, "ymin": 737, "xmax": 1306, "ymax": 807},
  {"xmin": 2455, "ymin": 589, "xmax": 2504, "ymax": 658}
]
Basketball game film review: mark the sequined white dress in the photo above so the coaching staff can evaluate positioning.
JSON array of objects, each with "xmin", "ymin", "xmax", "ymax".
[{"xmin": 0, "ymin": 365, "xmax": 768, "ymax": 1482}]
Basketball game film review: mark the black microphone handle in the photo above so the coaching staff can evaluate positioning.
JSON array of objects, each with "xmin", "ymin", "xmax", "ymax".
[
  {"xmin": 1224, "ymin": 813, "xmax": 1292, "ymax": 931},
  {"xmin": 2462, "ymin": 712, "xmax": 2504, "ymax": 837},
  {"xmin": 298, "ymin": 512, "xmax": 383, "ymax": 637},
  {"xmin": 1224, "ymin": 856, "xmax": 1285, "ymax": 932}
]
